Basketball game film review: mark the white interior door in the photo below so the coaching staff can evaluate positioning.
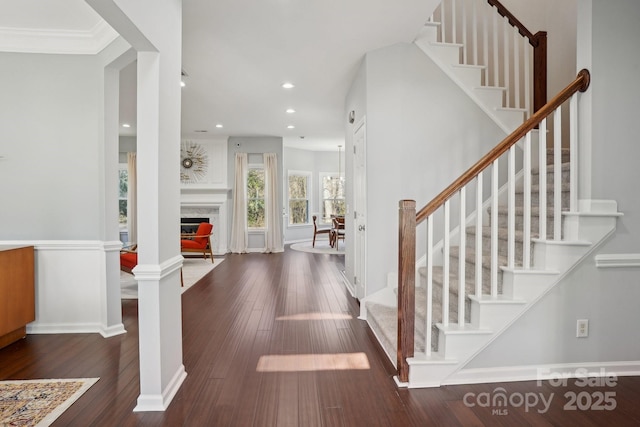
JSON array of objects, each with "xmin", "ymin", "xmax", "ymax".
[{"xmin": 353, "ymin": 118, "xmax": 367, "ymax": 299}]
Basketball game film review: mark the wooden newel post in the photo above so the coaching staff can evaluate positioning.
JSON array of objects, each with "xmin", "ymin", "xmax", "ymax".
[
  {"xmin": 532, "ymin": 31, "xmax": 547, "ymax": 113},
  {"xmin": 397, "ymin": 200, "xmax": 416, "ymax": 383}
]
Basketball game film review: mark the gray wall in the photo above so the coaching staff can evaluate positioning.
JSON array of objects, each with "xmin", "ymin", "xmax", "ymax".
[
  {"xmin": 0, "ymin": 52, "xmax": 104, "ymax": 240},
  {"xmin": 345, "ymin": 42, "xmax": 506, "ymax": 298}
]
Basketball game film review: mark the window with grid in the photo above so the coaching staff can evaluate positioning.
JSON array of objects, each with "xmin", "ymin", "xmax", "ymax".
[
  {"xmin": 247, "ymin": 167, "xmax": 265, "ymax": 228},
  {"xmin": 288, "ymin": 171, "xmax": 310, "ymax": 225},
  {"xmin": 320, "ymin": 173, "xmax": 345, "ymax": 224}
]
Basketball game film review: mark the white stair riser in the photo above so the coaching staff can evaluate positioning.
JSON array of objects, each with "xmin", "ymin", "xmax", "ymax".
[
  {"xmin": 473, "ymin": 87, "xmax": 504, "ymax": 108},
  {"xmin": 494, "ymin": 108, "xmax": 525, "ymax": 131},
  {"xmin": 501, "ymin": 270, "xmax": 560, "ymax": 301},
  {"xmin": 532, "ymin": 241, "xmax": 590, "ymax": 271},
  {"xmin": 564, "ymin": 215, "xmax": 619, "ymax": 242},
  {"xmin": 437, "ymin": 330, "xmax": 492, "ymax": 360},
  {"xmin": 470, "ymin": 300, "xmax": 526, "ymax": 329},
  {"xmin": 451, "ymin": 65, "xmax": 483, "ymax": 88},
  {"xmin": 422, "ymin": 42, "xmax": 462, "ymax": 65},
  {"xmin": 416, "ymin": 24, "xmax": 440, "ymax": 44}
]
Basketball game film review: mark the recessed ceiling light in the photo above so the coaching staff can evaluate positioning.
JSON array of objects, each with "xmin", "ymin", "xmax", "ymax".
[
  {"xmin": 282, "ymin": 82, "xmax": 295, "ymax": 89},
  {"xmin": 122, "ymin": 124, "xmax": 130, "ymax": 128},
  {"xmin": 286, "ymin": 108, "xmax": 296, "ymax": 114},
  {"xmin": 287, "ymin": 125, "xmax": 295, "ymax": 129},
  {"xmin": 215, "ymin": 124, "xmax": 223, "ymax": 128},
  {"xmin": 180, "ymin": 81, "xmax": 186, "ymax": 87}
]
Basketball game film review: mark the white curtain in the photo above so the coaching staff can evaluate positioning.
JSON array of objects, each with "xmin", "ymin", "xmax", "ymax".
[
  {"xmin": 127, "ymin": 152, "xmax": 137, "ymax": 244},
  {"xmin": 264, "ymin": 153, "xmax": 283, "ymax": 253},
  {"xmin": 229, "ymin": 152, "xmax": 248, "ymax": 253}
]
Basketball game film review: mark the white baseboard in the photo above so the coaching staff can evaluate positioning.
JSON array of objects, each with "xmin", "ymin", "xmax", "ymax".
[
  {"xmin": 27, "ymin": 322, "xmax": 103, "ymax": 335},
  {"xmin": 444, "ymin": 361, "xmax": 640, "ymax": 386},
  {"xmin": 134, "ymin": 365, "xmax": 187, "ymax": 412},
  {"xmin": 101, "ymin": 323, "xmax": 127, "ymax": 338}
]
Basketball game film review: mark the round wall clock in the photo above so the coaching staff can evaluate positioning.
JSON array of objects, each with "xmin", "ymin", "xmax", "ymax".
[{"xmin": 180, "ymin": 140, "xmax": 209, "ymax": 183}]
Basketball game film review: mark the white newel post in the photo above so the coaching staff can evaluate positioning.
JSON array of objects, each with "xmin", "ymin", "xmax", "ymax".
[{"xmin": 87, "ymin": 0, "xmax": 186, "ymax": 411}]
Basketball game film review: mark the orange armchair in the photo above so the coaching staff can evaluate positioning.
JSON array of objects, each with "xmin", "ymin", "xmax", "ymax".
[
  {"xmin": 181, "ymin": 222, "xmax": 214, "ymax": 263},
  {"xmin": 120, "ymin": 245, "xmax": 138, "ymax": 274}
]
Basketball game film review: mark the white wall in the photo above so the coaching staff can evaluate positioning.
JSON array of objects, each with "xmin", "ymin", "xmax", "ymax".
[
  {"xmin": 464, "ymin": 0, "xmax": 640, "ymax": 371},
  {"xmin": 345, "ymin": 42, "xmax": 506, "ymax": 298},
  {"xmin": 499, "ymin": 0, "xmax": 578, "ymax": 100}
]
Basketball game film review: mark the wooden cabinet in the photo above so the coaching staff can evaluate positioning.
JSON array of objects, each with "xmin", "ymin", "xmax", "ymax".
[{"xmin": 0, "ymin": 245, "xmax": 35, "ymax": 349}]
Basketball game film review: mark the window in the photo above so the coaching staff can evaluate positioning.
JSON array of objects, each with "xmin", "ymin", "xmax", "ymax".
[
  {"xmin": 247, "ymin": 167, "xmax": 265, "ymax": 228},
  {"xmin": 320, "ymin": 173, "xmax": 345, "ymax": 223},
  {"xmin": 118, "ymin": 165, "xmax": 128, "ymax": 226},
  {"xmin": 288, "ymin": 171, "xmax": 310, "ymax": 225}
]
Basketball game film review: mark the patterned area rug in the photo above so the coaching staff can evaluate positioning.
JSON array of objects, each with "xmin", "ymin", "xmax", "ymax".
[
  {"xmin": 0, "ymin": 378, "xmax": 98, "ymax": 427},
  {"xmin": 290, "ymin": 240, "xmax": 345, "ymax": 255},
  {"xmin": 121, "ymin": 257, "xmax": 224, "ymax": 299}
]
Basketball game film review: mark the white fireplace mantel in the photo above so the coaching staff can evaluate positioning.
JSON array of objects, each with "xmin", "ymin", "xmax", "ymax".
[{"xmin": 180, "ymin": 188, "xmax": 229, "ymax": 254}]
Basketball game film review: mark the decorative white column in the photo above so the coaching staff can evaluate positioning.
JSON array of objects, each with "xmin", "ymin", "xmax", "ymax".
[{"xmin": 87, "ymin": 0, "xmax": 186, "ymax": 411}]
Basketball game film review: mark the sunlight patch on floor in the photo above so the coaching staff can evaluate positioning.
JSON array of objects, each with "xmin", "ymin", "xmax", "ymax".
[{"xmin": 256, "ymin": 353, "xmax": 370, "ymax": 372}]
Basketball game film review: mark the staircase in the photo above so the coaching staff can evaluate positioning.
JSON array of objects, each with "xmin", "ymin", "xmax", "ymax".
[
  {"xmin": 413, "ymin": 0, "xmax": 547, "ymax": 134},
  {"xmin": 366, "ymin": 145, "xmax": 622, "ymax": 387}
]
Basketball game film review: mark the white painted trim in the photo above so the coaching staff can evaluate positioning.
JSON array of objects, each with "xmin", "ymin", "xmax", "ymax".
[
  {"xmin": 444, "ymin": 361, "xmax": 640, "ymax": 386},
  {"xmin": 0, "ymin": 21, "xmax": 119, "ymax": 54},
  {"xmin": 134, "ymin": 365, "xmax": 187, "ymax": 412},
  {"xmin": 100, "ymin": 323, "xmax": 127, "ymax": 338},
  {"xmin": 133, "ymin": 255, "xmax": 183, "ymax": 281},
  {"xmin": 27, "ymin": 322, "xmax": 103, "ymax": 335},
  {"xmin": 595, "ymin": 253, "xmax": 640, "ymax": 268}
]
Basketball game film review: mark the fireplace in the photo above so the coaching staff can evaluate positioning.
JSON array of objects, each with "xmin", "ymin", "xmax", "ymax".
[
  {"xmin": 180, "ymin": 217, "xmax": 209, "ymax": 234},
  {"xmin": 180, "ymin": 190, "xmax": 228, "ymax": 255}
]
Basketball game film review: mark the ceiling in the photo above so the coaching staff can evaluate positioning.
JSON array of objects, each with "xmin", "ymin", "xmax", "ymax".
[{"xmin": 0, "ymin": 0, "xmax": 433, "ymax": 151}]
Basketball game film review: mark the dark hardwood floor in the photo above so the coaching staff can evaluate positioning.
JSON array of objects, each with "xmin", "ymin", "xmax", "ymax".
[{"xmin": 1, "ymin": 247, "xmax": 640, "ymax": 426}]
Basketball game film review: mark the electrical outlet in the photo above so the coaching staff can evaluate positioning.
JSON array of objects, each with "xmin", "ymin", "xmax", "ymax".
[{"xmin": 577, "ymin": 319, "xmax": 589, "ymax": 338}]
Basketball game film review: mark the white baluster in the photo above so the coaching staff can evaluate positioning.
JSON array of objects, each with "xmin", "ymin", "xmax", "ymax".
[
  {"xmin": 508, "ymin": 145, "xmax": 515, "ymax": 268},
  {"xmin": 523, "ymin": 132, "xmax": 532, "ymax": 268},
  {"xmin": 514, "ymin": 27, "xmax": 520, "ymax": 109},
  {"xmin": 570, "ymin": 94, "xmax": 578, "ymax": 212},
  {"xmin": 524, "ymin": 39, "xmax": 531, "ymax": 117},
  {"xmin": 553, "ymin": 108, "xmax": 562, "ymax": 240},
  {"xmin": 538, "ymin": 117, "xmax": 547, "ymax": 240},
  {"xmin": 452, "ymin": 0, "xmax": 457, "ymax": 45},
  {"xmin": 483, "ymin": 2, "xmax": 489, "ymax": 84},
  {"xmin": 458, "ymin": 188, "xmax": 466, "ymax": 327},
  {"xmin": 441, "ymin": 0, "xmax": 446, "ymax": 43},
  {"xmin": 491, "ymin": 159, "xmax": 499, "ymax": 297},
  {"xmin": 503, "ymin": 17, "xmax": 510, "ymax": 108},
  {"xmin": 475, "ymin": 171, "xmax": 483, "ymax": 298},
  {"xmin": 471, "ymin": 0, "xmax": 478, "ymax": 65},
  {"xmin": 443, "ymin": 200, "xmax": 450, "ymax": 326},
  {"xmin": 426, "ymin": 214, "xmax": 433, "ymax": 356},
  {"xmin": 462, "ymin": 0, "xmax": 467, "ymax": 64},
  {"xmin": 493, "ymin": 11, "xmax": 499, "ymax": 88}
]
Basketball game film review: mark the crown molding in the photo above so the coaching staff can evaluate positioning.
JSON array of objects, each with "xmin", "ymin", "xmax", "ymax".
[{"xmin": 0, "ymin": 20, "xmax": 119, "ymax": 55}]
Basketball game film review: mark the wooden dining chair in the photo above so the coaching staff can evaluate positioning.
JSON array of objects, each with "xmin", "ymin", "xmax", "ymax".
[
  {"xmin": 312, "ymin": 215, "xmax": 332, "ymax": 247},
  {"xmin": 332, "ymin": 217, "xmax": 345, "ymax": 250}
]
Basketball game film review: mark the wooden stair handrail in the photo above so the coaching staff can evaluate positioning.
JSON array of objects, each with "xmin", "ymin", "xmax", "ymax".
[
  {"xmin": 487, "ymin": 0, "xmax": 536, "ymax": 45},
  {"xmin": 416, "ymin": 69, "xmax": 590, "ymax": 224},
  {"xmin": 487, "ymin": 0, "xmax": 548, "ymax": 111}
]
